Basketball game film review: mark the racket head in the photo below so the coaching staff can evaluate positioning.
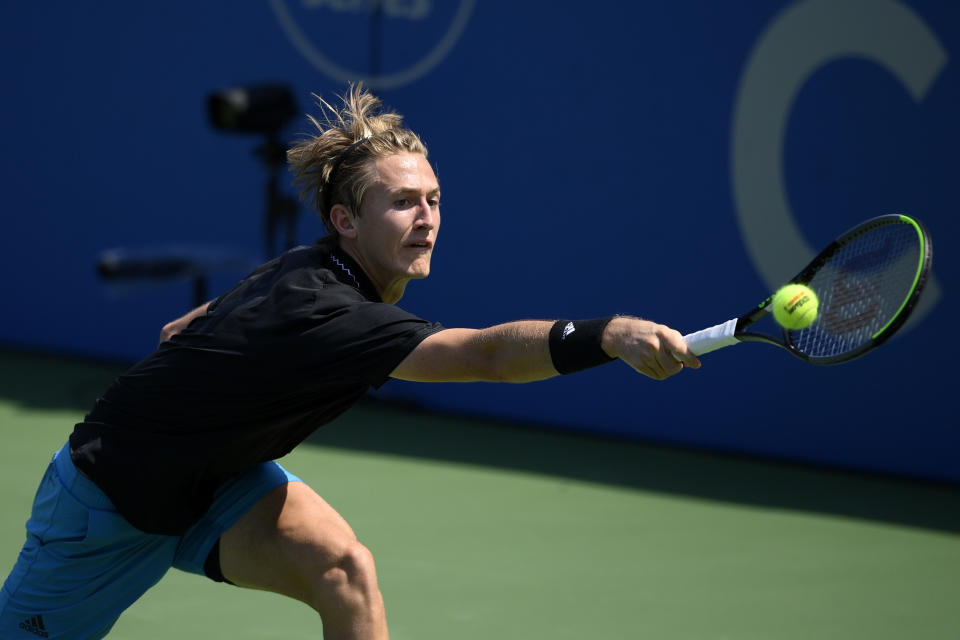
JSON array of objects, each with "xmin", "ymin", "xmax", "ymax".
[{"xmin": 779, "ymin": 215, "xmax": 932, "ymax": 364}]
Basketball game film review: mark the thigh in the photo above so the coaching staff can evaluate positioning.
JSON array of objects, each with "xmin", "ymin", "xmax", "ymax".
[
  {"xmin": 218, "ymin": 481, "xmax": 360, "ymax": 605},
  {"xmin": 0, "ymin": 447, "xmax": 175, "ymax": 640},
  {"xmin": 173, "ymin": 461, "xmax": 301, "ymax": 578}
]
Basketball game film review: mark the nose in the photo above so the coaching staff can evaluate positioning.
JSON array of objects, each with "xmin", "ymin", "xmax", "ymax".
[{"xmin": 415, "ymin": 196, "xmax": 438, "ymax": 229}]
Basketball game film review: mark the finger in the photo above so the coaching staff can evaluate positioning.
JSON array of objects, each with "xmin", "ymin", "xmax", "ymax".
[
  {"xmin": 664, "ymin": 333, "xmax": 701, "ymax": 369},
  {"xmin": 657, "ymin": 348, "xmax": 685, "ymax": 377},
  {"xmin": 670, "ymin": 348, "xmax": 701, "ymax": 369},
  {"xmin": 644, "ymin": 364, "xmax": 668, "ymax": 381},
  {"xmin": 635, "ymin": 353, "xmax": 667, "ymax": 380},
  {"xmin": 653, "ymin": 345, "xmax": 681, "ymax": 379}
]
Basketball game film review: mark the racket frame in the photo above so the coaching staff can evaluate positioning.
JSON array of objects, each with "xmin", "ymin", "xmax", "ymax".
[{"xmin": 688, "ymin": 215, "xmax": 932, "ymax": 365}]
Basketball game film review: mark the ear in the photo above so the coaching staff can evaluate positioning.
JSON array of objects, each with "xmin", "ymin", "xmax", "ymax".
[{"xmin": 329, "ymin": 204, "xmax": 358, "ymax": 239}]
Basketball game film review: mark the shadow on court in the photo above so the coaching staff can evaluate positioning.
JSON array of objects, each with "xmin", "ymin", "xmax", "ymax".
[
  {"xmin": 2, "ymin": 348, "xmax": 958, "ymax": 535},
  {"xmin": 0, "ymin": 348, "xmax": 125, "ymax": 412},
  {"xmin": 308, "ymin": 399, "xmax": 960, "ymax": 535}
]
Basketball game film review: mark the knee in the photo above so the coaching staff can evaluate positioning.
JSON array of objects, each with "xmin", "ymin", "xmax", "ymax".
[{"xmin": 309, "ymin": 539, "xmax": 381, "ymax": 616}]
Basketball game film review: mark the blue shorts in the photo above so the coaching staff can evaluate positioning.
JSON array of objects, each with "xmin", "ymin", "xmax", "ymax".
[{"xmin": 0, "ymin": 442, "xmax": 300, "ymax": 639}]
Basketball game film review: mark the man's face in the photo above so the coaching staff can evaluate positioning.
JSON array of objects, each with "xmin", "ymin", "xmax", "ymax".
[{"xmin": 349, "ymin": 152, "xmax": 441, "ymax": 303}]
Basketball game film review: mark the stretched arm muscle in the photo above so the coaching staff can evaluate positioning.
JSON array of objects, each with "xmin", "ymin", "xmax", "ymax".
[{"xmin": 390, "ymin": 321, "xmax": 557, "ymax": 383}]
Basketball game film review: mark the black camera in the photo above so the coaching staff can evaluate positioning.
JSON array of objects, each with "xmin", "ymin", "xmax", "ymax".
[{"xmin": 207, "ymin": 85, "xmax": 298, "ymax": 134}]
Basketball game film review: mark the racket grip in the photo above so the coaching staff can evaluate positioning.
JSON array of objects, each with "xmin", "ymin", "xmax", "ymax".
[{"xmin": 682, "ymin": 318, "xmax": 740, "ymax": 356}]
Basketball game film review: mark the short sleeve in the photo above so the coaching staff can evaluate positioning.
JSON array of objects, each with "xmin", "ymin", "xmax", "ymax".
[{"xmin": 300, "ymin": 301, "xmax": 444, "ymax": 388}]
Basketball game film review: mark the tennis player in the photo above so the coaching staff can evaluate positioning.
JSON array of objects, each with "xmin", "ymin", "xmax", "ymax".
[{"xmin": 0, "ymin": 85, "xmax": 700, "ymax": 639}]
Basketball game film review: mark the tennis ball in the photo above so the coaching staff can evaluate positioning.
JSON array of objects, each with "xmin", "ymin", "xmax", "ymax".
[{"xmin": 771, "ymin": 283, "xmax": 819, "ymax": 330}]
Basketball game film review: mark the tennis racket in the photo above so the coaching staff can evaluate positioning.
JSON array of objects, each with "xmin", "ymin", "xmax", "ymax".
[{"xmin": 683, "ymin": 214, "xmax": 932, "ymax": 365}]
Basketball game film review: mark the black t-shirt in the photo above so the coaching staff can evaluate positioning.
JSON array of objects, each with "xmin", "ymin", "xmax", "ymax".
[{"xmin": 69, "ymin": 245, "xmax": 443, "ymax": 535}]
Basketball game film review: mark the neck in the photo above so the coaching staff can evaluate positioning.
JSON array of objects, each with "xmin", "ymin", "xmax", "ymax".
[{"xmin": 337, "ymin": 242, "xmax": 408, "ymax": 304}]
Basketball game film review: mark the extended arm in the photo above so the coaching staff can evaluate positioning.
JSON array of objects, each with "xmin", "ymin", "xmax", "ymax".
[{"xmin": 390, "ymin": 316, "xmax": 700, "ymax": 383}]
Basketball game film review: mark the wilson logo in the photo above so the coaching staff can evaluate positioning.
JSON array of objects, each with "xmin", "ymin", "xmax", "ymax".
[
  {"xmin": 824, "ymin": 272, "xmax": 880, "ymax": 335},
  {"xmin": 301, "ymin": 0, "xmax": 431, "ymax": 19},
  {"xmin": 270, "ymin": 0, "xmax": 475, "ymax": 89}
]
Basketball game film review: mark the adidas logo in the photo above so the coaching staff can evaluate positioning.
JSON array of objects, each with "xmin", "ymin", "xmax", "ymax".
[
  {"xmin": 561, "ymin": 322, "xmax": 576, "ymax": 340},
  {"xmin": 18, "ymin": 615, "xmax": 48, "ymax": 638}
]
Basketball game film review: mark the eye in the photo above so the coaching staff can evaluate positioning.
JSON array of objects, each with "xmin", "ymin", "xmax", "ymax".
[{"xmin": 393, "ymin": 198, "xmax": 411, "ymax": 208}]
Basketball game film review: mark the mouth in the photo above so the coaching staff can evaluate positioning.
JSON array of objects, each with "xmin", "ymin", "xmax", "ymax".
[{"xmin": 405, "ymin": 240, "xmax": 433, "ymax": 250}]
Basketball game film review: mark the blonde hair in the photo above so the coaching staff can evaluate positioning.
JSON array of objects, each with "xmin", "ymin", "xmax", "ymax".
[{"xmin": 287, "ymin": 84, "xmax": 429, "ymax": 244}]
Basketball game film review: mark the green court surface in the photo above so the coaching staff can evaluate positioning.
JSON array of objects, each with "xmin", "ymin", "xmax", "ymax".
[{"xmin": 1, "ymin": 350, "xmax": 958, "ymax": 638}]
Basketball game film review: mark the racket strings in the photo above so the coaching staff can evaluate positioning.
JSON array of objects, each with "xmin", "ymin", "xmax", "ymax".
[{"xmin": 789, "ymin": 221, "xmax": 922, "ymax": 360}]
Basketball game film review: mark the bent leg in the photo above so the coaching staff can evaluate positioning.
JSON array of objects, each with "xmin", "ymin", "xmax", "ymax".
[{"xmin": 219, "ymin": 482, "xmax": 388, "ymax": 640}]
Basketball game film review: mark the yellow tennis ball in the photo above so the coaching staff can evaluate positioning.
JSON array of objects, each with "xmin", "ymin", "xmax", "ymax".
[{"xmin": 771, "ymin": 283, "xmax": 819, "ymax": 330}]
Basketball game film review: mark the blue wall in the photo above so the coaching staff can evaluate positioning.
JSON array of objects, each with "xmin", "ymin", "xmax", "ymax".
[{"xmin": 1, "ymin": 1, "xmax": 957, "ymax": 482}]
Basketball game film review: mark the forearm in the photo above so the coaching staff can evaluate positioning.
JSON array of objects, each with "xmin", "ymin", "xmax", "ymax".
[
  {"xmin": 474, "ymin": 320, "xmax": 556, "ymax": 382},
  {"xmin": 391, "ymin": 321, "xmax": 556, "ymax": 383}
]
